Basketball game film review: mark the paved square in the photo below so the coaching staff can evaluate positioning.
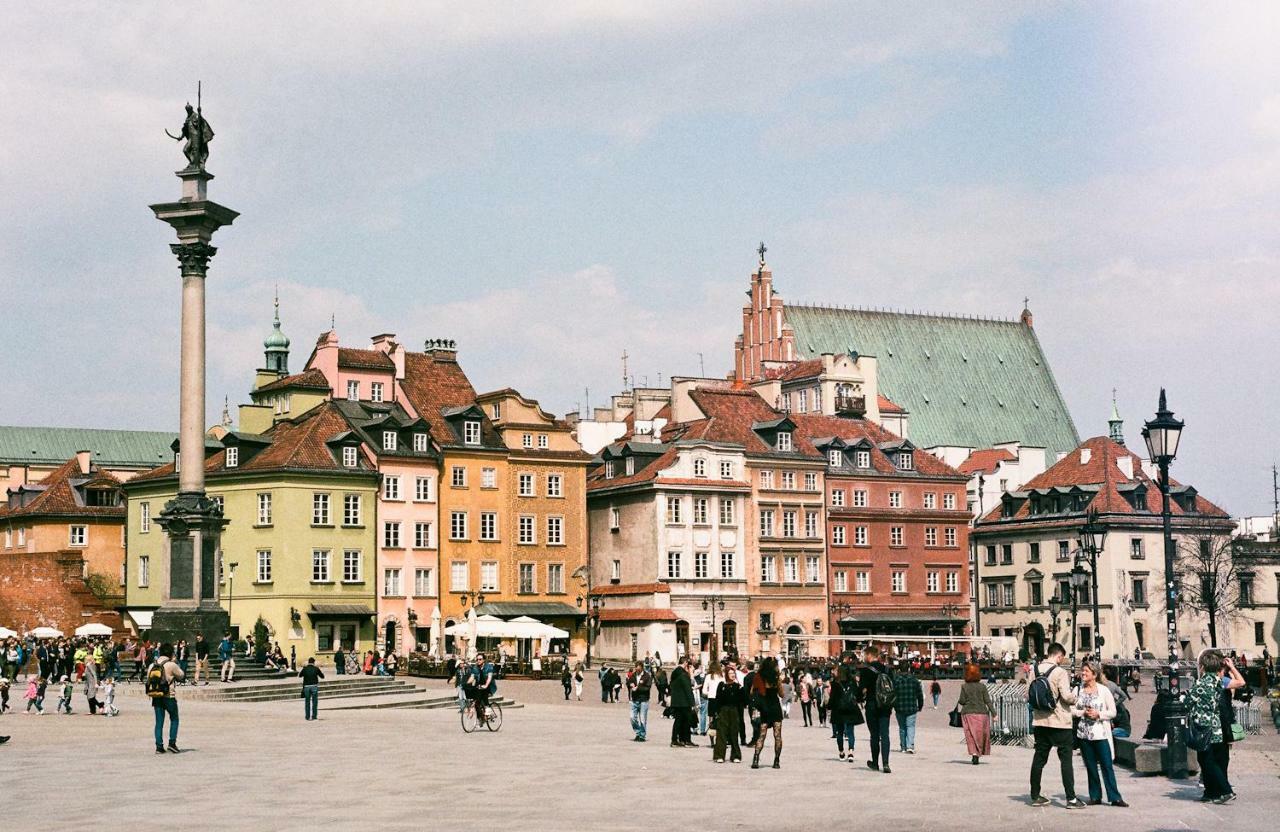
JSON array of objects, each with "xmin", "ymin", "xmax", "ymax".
[{"xmin": 3, "ymin": 677, "xmax": 1277, "ymax": 831}]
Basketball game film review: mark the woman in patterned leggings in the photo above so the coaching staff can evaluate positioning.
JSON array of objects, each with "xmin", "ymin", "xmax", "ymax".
[{"xmin": 751, "ymin": 657, "xmax": 784, "ymax": 769}]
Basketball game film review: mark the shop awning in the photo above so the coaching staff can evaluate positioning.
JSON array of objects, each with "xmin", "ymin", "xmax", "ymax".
[
  {"xmin": 473, "ymin": 601, "xmax": 583, "ymax": 618},
  {"xmin": 308, "ymin": 604, "xmax": 376, "ymax": 619},
  {"xmin": 838, "ymin": 611, "xmax": 967, "ymax": 625}
]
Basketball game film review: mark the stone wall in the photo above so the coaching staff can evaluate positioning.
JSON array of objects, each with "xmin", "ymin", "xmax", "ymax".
[{"xmin": 0, "ymin": 549, "xmax": 123, "ymax": 634}]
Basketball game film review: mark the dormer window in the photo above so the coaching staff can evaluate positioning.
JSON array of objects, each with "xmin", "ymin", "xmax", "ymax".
[
  {"xmin": 625, "ymin": 457, "xmax": 635, "ymax": 476},
  {"xmin": 605, "ymin": 460, "xmax": 615, "ymax": 479},
  {"xmin": 855, "ymin": 450, "xmax": 870, "ymax": 468},
  {"xmin": 827, "ymin": 449, "xmax": 842, "ymax": 467},
  {"xmin": 382, "ymin": 431, "xmax": 398, "ymax": 452},
  {"xmin": 413, "ymin": 433, "xmax": 428, "ymax": 453},
  {"xmin": 897, "ymin": 451, "xmax": 913, "ymax": 471},
  {"xmin": 370, "ymin": 382, "xmax": 384, "ymax": 403},
  {"xmin": 342, "ymin": 446, "xmax": 359, "ymax": 468},
  {"xmin": 777, "ymin": 432, "xmax": 793, "ymax": 452},
  {"xmin": 225, "ymin": 447, "xmax": 239, "ymax": 468},
  {"xmin": 347, "ymin": 380, "xmax": 359, "ymax": 401},
  {"xmin": 464, "ymin": 421, "xmax": 481, "ymax": 446},
  {"xmin": 693, "ymin": 458, "xmax": 707, "ymax": 478}
]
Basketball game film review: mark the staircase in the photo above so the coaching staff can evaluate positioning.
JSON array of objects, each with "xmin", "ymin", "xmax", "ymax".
[{"xmin": 117, "ymin": 654, "xmax": 288, "ymax": 686}]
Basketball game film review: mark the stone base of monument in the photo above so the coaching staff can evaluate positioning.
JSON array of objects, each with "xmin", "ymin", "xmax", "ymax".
[{"xmin": 149, "ymin": 605, "xmax": 231, "ymax": 646}]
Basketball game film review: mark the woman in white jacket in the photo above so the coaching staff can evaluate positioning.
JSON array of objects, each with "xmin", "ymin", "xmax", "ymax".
[{"xmin": 1071, "ymin": 661, "xmax": 1128, "ymax": 807}]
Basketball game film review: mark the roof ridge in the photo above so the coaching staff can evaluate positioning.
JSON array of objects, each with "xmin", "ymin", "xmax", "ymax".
[{"xmin": 788, "ymin": 301, "xmax": 1021, "ymax": 326}]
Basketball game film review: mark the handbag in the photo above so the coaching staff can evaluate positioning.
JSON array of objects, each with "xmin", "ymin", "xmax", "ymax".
[
  {"xmin": 1230, "ymin": 722, "xmax": 1246, "ymax": 743},
  {"xmin": 948, "ymin": 706, "xmax": 963, "ymax": 728}
]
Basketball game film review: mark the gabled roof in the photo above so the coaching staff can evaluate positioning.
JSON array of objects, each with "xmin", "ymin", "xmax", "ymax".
[
  {"xmin": 398, "ymin": 352, "xmax": 505, "ymax": 450},
  {"xmin": 786, "ymin": 305, "xmax": 1078, "ymax": 455},
  {"xmin": 0, "ymin": 457, "xmax": 125, "ymax": 520},
  {"xmin": 683, "ymin": 388, "xmax": 823, "ymax": 458},
  {"xmin": 0, "ymin": 426, "xmax": 175, "ymax": 468},
  {"xmin": 958, "ymin": 447, "xmax": 1017, "ymax": 476},
  {"xmin": 789, "ymin": 412, "xmax": 967, "ymax": 480},
  {"xmin": 254, "ymin": 368, "xmax": 332, "ymax": 394},
  {"xmin": 337, "ymin": 348, "xmax": 395, "ymax": 370}
]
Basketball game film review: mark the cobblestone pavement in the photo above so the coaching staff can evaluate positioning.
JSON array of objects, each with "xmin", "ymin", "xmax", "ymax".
[{"xmin": 3, "ymin": 677, "xmax": 1276, "ymax": 831}]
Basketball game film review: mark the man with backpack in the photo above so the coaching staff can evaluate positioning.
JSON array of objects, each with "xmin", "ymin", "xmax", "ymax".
[
  {"xmin": 858, "ymin": 645, "xmax": 895, "ymax": 773},
  {"xmin": 146, "ymin": 643, "xmax": 185, "ymax": 754},
  {"xmin": 1028, "ymin": 642, "xmax": 1082, "ymax": 808},
  {"xmin": 218, "ymin": 633, "xmax": 235, "ymax": 683}
]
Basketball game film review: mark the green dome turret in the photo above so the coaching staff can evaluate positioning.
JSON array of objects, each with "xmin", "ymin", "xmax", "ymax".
[{"xmin": 264, "ymin": 289, "xmax": 290, "ymax": 374}]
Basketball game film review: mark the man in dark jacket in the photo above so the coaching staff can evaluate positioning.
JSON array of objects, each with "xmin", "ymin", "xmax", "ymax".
[
  {"xmin": 627, "ymin": 662, "xmax": 652, "ymax": 742},
  {"xmin": 668, "ymin": 657, "xmax": 696, "ymax": 747},
  {"xmin": 300, "ymin": 657, "xmax": 325, "ymax": 720},
  {"xmin": 858, "ymin": 645, "xmax": 894, "ymax": 773}
]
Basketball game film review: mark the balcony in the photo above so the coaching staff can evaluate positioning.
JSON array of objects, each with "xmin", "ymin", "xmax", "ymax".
[{"xmin": 834, "ymin": 395, "xmax": 866, "ymax": 418}]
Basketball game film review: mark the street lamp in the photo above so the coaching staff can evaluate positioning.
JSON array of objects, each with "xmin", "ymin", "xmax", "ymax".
[
  {"xmin": 1078, "ymin": 509, "xmax": 1106, "ymax": 660},
  {"xmin": 1069, "ymin": 562, "xmax": 1089, "ymax": 662},
  {"xmin": 1143, "ymin": 387, "xmax": 1187, "ymax": 778},
  {"xmin": 572, "ymin": 565, "xmax": 597, "ymax": 669},
  {"xmin": 226, "ymin": 561, "xmax": 239, "ymax": 637},
  {"xmin": 1048, "ymin": 594, "xmax": 1063, "ymax": 646},
  {"xmin": 702, "ymin": 595, "xmax": 725, "ymax": 662}
]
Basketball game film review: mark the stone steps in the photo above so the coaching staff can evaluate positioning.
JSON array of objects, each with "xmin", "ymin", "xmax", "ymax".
[{"xmin": 184, "ymin": 677, "xmax": 414, "ymax": 703}]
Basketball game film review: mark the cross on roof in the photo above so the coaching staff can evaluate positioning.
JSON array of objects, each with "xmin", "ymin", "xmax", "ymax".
[{"xmin": 758, "ymin": 241, "xmax": 767, "ymax": 266}]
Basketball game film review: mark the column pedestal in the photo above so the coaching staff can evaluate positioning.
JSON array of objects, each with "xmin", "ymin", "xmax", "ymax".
[{"xmin": 151, "ymin": 493, "xmax": 230, "ymax": 644}]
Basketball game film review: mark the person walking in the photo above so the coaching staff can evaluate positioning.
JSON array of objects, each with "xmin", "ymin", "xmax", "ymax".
[
  {"xmin": 573, "ymin": 661, "xmax": 584, "ymax": 701},
  {"xmin": 702, "ymin": 661, "xmax": 724, "ymax": 751},
  {"xmin": 24, "ymin": 676, "xmax": 45, "ymax": 714},
  {"xmin": 712, "ymin": 666, "xmax": 743, "ymax": 763},
  {"xmin": 300, "ymin": 657, "xmax": 325, "ymax": 721},
  {"xmin": 1028, "ymin": 643, "xmax": 1082, "ymax": 808},
  {"xmin": 654, "ymin": 663, "xmax": 669, "ymax": 708},
  {"xmin": 858, "ymin": 645, "xmax": 894, "ymax": 773},
  {"xmin": 627, "ymin": 661, "xmax": 652, "ymax": 742},
  {"xmin": 218, "ymin": 633, "xmax": 235, "ymax": 683},
  {"xmin": 930, "ymin": 677, "xmax": 942, "ymax": 709},
  {"xmin": 799, "ymin": 672, "xmax": 814, "ymax": 727},
  {"xmin": 829, "ymin": 664, "xmax": 864, "ymax": 761},
  {"xmin": 147, "ymin": 643, "xmax": 184, "ymax": 753},
  {"xmin": 1212, "ymin": 654, "xmax": 1246, "ymax": 802},
  {"xmin": 560, "ymin": 663, "xmax": 573, "ymax": 700},
  {"xmin": 893, "ymin": 670, "xmax": 924, "ymax": 753},
  {"xmin": 749, "ymin": 656, "xmax": 784, "ymax": 769},
  {"xmin": 668, "ymin": 657, "xmax": 696, "ymax": 748},
  {"xmin": 193, "ymin": 634, "xmax": 210, "ymax": 685},
  {"xmin": 175, "ymin": 640, "xmax": 189, "ymax": 683},
  {"xmin": 1071, "ymin": 660, "xmax": 1127, "ymax": 807},
  {"xmin": 83, "ymin": 659, "xmax": 100, "ymax": 715},
  {"xmin": 957, "ymin": 663, "xmax": 995, "ymax": 764}
]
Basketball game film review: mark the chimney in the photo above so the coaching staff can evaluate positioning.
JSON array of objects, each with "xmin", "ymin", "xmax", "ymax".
[
  {"xmin": 1080, "ymin": 448, "xmax": 1091, "ymax": 464},
  {"xmin": 372, "ymin": 333, "xmax": 405, "ymax": 380},
  {"xmin": 424, "ymin": 338, "xmax": 458, "ymax": 362},
  {"xmin": 75, "ymin": 450, "xmax": 92, "ymax": 475},
  {"xmin": 1116, "ymin": 456, "xmax": 1134, "ymax": 479}
]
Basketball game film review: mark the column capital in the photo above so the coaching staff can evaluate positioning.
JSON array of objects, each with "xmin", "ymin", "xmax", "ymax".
[{"xmin": 170, "ymin": 241, "xmax": 218, "ymax": 277}]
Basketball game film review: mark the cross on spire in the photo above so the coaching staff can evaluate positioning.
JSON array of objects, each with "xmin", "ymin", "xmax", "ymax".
[{"xmin": 758, "ymin": 241, "xmax": 768, "ymax": 266}]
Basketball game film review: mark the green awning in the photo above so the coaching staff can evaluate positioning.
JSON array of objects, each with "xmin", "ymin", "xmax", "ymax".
[{"xmin": 473, "ymin": 602, "xmax": 584, "ymax": 619}]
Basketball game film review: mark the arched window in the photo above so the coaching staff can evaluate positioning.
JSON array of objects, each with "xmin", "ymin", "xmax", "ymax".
[{"xmin": 722, "ymin": 620, "xmax": 738, "ymax": 655}]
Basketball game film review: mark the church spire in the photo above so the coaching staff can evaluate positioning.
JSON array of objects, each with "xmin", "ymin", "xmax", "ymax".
[
  {"xmin": 263, "ymin": 287, "xmax": 290, "ymax": 375},
  {"xmin": 221, "ymin": 395, "xmax": 233, "ymax": 429},
  {"xmin": 1108, "ymin": 388, "xmax": 1124, "ymax": 445}
]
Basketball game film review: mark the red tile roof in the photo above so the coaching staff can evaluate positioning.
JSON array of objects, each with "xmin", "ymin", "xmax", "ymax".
[
  {"xmin": 686, "ymin": 388, "xmax": 820, "ymax": 456},
  {"xmin": 0, "ymin": 457, "xmax": 125, "ymax": 520},
  {"xmin": 596, "ymin": 607, "xmax": 680, "ymax": 623},
  {"xmin": 766, "ymin": 359, "xmax": 823, "ymax": 381},
  {"xmin": 958, "ymin": 448, "xmax": 1016, "ymax": 476},
  {"xmin": 255, "ymin": 368, "xmax": 332, "ymax": 394},
  {"xmin": 337, "ymin": 348, "xmax": 394, "ymax": 370},
  {"xmin": 877, "ymin": 394, "xmax": 904, "ymax": 414},
  {"xmin": 789, "ymin": 412, "xmax": 967, "ymax": 479},
  {"xmin": 591, "ymin": 582, "xmax": 671, "ymax": 597}
]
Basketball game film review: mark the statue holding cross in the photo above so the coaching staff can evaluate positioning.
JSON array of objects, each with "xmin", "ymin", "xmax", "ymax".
[{"xmin": 165, "ymin": 83, "xmax": 214, "ymax": 170}]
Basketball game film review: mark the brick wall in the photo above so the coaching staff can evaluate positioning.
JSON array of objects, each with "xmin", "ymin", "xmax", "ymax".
[{"xmin": 0, "ymin": 550, "xmax": 123, "ymax": 634}]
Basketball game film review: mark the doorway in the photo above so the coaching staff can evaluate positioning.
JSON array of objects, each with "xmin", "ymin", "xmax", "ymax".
[
  {"xmin": 786, "ymin": 624, "xmax": 804, "ymax": 657},
  {"xmin": 384, "ymin": 619, "xmax": 397, "ymax": 654},
  {"xmin": 1022, "ymin": 622, "xmax": 1045, "ymax": 660}
]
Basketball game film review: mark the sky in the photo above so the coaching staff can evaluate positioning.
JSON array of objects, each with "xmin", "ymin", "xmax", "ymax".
[{"xmin": 1, "ymin": 3, "xmax": 1277, "ymax": 515}]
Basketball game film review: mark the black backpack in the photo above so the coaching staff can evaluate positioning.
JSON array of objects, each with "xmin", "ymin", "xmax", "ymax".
[
  {"xmin": 1027, "ymin": 665, "xmax": 1056, "ymax": 711},
  {"xmin": 874, "ymin": 669, "xmax": 895, "ymax": 709},
  {"xmin": 838, "ymin": 682, "xmax": 859, "ymax": 713}
]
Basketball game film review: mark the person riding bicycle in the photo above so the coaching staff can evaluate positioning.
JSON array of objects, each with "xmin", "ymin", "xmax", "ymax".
[{"xmin": 469, "ymin": 652, "xmax": 497, "ymax": 725}]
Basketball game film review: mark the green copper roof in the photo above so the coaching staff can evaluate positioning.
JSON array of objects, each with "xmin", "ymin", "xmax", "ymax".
[
  {"xmin": 0, "ymin": 426, "xmax": 175, "ymax": 468},
  {"xmin": 786, "ymin": 306, "xmax": 1079, "ymax": 455}
]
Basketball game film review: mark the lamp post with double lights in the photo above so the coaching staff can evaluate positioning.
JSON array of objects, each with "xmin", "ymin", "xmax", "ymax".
[
  {"xmin": 702, "ymin": 595, "xmax": 726, "ymax": 662},
  {"xmin": 1078, "ymin": 509, "xmax": 1107, "ymax": 660},
  {"xmin": 572, "ymin": 565, "xmax": 598, "ymax": 669},
  {"xmin": 1069, "ymin": 562, "xmax": 1089, "ymax": 662},
  {"xmin": 1048, "ymin": 594, "xmax": 1063, "ymax": 647},
  {"xmin": 1142, "ymin": 388, "xmax": 1188, "ymax": 778}
]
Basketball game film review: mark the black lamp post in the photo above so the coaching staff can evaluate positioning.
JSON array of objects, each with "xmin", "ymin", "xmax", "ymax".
[
  {"xmin": 1048, "ymin": 594, "xmax": 1063, "ymax": 646},
  {"xmin": 1079, "ymin": 509, "xmax": 1106, "ymax": 659},
  {"xmin": 572, "ymin": 564, "xmax": 596, "ymax": 669},
  {"xmin": 1069, "ymin": 563, "xmax": 1089, "ymax": 662},
  {"xmin": 1142, "ymin": 387, "xmax": 1187, "ymax": 778},
  {"xmin": 702, "ymin": 595, "xmax": 725, "ymax": 662},
  {"xmin": 226, "ymin": 561, "xmax": 239, "ymax": 637}
]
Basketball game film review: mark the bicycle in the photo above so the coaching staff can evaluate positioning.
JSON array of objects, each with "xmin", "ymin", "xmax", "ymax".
[{"xmin": 460, "ymin": 697, "xmax": 503, "ymax": 733}]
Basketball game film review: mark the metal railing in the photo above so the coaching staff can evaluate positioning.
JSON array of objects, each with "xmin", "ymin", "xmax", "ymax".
[
  {"xmin": 990, "ymin": 683, "xmax": 1033, "ymax": 747},
  {"xmin": 1235, "ymin": 700, "xmax": 1264, "ymax": 736}
]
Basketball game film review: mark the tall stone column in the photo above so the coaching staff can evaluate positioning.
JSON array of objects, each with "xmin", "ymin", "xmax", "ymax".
[{"xmin": 148, "ymin": 146, "xmax": 239, "ymax": 644}]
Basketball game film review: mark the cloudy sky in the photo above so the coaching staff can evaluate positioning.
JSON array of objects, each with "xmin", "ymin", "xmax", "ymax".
[{"xmin": 2, "ymin": 3, "xmax": 1276, "ymax": 515}]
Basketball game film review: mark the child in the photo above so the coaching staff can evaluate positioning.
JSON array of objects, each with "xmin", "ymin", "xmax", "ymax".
[
  {"xmin": 57, "ymin": 675, "xmax": 73, "ymax": 714},
  {"xmin": 0, "ymin": 678, "xmax": 10, "ymax": 713},
  {"xmin": 25, "ymin": 677, "xmax": 45, "ymax": 714},
  {"xmin": 100, "ymin": 677, "xmax": 118, "ymax": 717}
]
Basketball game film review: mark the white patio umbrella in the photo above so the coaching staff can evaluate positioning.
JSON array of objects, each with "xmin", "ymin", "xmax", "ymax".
[
  {"xmin": 0, "ymin": 626, "xmax": 17, "ymax": 639},
  {"xmin": 429, "ymin": 607, "xmax": 441, "ymax": 658},
  {"xmin": 467, "ymin": 606, "xmax": 478, "ymax": 658},
  {"xmin": 74, "ymin": 622, "xmax": 113, "ymax": 637},
  {"xmin": 28, "ymin": 626, "xmax": 63, "ymax": 639}
]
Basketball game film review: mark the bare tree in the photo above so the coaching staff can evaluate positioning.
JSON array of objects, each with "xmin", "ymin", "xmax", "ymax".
[{"xmin": 1173, "ymin": 521, "xmax": 1242, "ymax": 648}]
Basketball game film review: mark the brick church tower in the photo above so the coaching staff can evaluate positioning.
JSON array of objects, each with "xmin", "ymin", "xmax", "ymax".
[{"xmin": 734, "ymin": 243, "xmax": 796, "ymax": 381}]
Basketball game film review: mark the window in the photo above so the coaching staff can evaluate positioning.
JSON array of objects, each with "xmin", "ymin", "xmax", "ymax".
[
  {"xmin": 805, "ymin": 555, "xmax": 820, "ymax": 583},
  {"xmin": 805, "ymin": 512, "xmax": 818, "ymax": 538},
  {"xmin": 1240, "ymin": 575, "xmax": 1255, "ymax": 606},
  {"xmin": 943, "ymin": 493, "xmax": 956, "ymax": 510},
  {"xmin": 855, "ymin": 526, "xmax": 868, "ymax": 546},
  {"xmin": 760, "ymin": 556, "xmax": 777, "ymax": 583},
  {"xmin": 945, "ymin": 527, "xmax": 957, "ymax": 547},
  {"xmin": 518, "ymin": 515, "xmax": 536, "ymax": 544},
  {"xmin": 853, "ymin": 489, "xmax": 868, "ymax": 508},
  {"xmin": 3, "ymin": 529, "xmax": 8, "ymax": 548},
  {"xmin": 804, "ymin": 472, "xmax": 817, "ymax": 491},
  {"xmin": 547, "ymin": 474, "xmax": 563, "ymax": 498},
  {"xmin": 897, "ymin": 451, "xmax": 913, "ymax": 470},
  {"xmin": 604, "ymin": 460, "xmax": 615, "ymax": 479},
  {"xmin": 855, "ymin": 450, "xmax": 871, "ymax": 468},
  {"xmin": 891, "ymin": 571, "xmax": 905, "ymax": 593},
  {"xmin": 693, "ymin": 497, "xmax": 709, "ymax": 525},
  {"xmin": 450, "ymin": 511, "xmax": 468, "ymax": 540},
  {"xmin": 890, "ymin": 526, "xmax": 904, "ymax": 546},
  {"xmin": 491, "ymin": 402, "xmax": 502, "ymax": 420},
  {"xmin": 777, "ymin": 432, "xmax": 792, "ymax": 451},
  {"xmin": 1001, "ymin": 544, "xmax": 1013, "ymax": 565},
  {"xmin": 1003, "ymin": 583, "xmax": 1015, "ymax": 607},
  {"xmin": 783, "ymin": 555, "xmax": 799, "ymax": 583},
  {"xmin": 383, "ymin": 521, "xmax": 401, "ymax": 548},
  {"xmin": 1131, "ymin": 576, "xmax": 1147, "ymax": 606},
  {"xmin": 414, "ymin": 522, "xmax": 432, "ymax": 549},
  {"xmin": 925, "ymin": 527, "xmax": 938, "ymax": 547},
  {"xmin": 137, "ymin": 501, "xmax": 151, "ymax": 533},
  {"xmin": 342, "ymin": 446, "xmax": 359, "ymax": 468},
  {"xmin": 547, "ymin": 563, "xmax": 564, "ymax": 594},
  {"xmin": 383, "ymin": 568, "xmax": 401, "ymax": 596},
  {"xmin": 342, "ymin": 550, "xmax": 362, "ymax": 582},
  {"xmin": 69, "ymin": 525, "xmax": 87, "ymax": 546},
  {"xmin": 312, "ymin": 550, "xmax": 331, "ymax": 582},
  {"xmin": 1256, "ymin": 621, "xmax": 1266, "ymax": 645},
  {"xmin": 450, "ymin": 561, "xmax": 468, "ymax": 591},
  {"xmin": 312, "ymin": 493, "xmax": 331, "ymax": 525},
  {"xmin": 1030, "ymin": 581, "xmax": 1042, "ymax": 606},
  {"xmin": 1057, "ymin": 540, "xmax": 1070, "ymax": 561},
  {"xmin": 830, "ymin": 489, "xmax": 845, "ymax": 507},
  {"xmin": 481, "ymin": 562, "xmax": 499, "ymax": 592},
  {"xmin": 719, "ymin": 498, "xmax": 735, "ymax": 526},
  {"xmin": 625, "ymin": 457, "xmax": 635, "ymax": 476},
  {"xmin": 695, "ymin": 552, "xmax": 708, "ymax": 579},
  {"xmin": 382, "ymin": 431, "xmax": 397, "ymax": 452},
  {"xmin": 1130, "ymin": 538, "xmax": 1144, "ymax": 559},
  {"xmin": 835, "ymin": 571, "xmax": 848, "ymax": 592},
  {"xmin": 413, "ymin": 433, "xmax": 429, "ymax": 453},
  {"xmin": 346, "ymin": 380, "xmax": 359, "ymax": 401},
  {"xmin": 138, "ymin": 555, "xmax": 150, "ymax": 588},
  {"xmin": 828, "ymin": 449, "xmax": 842, "ymax": 467},
  {"xmin": 414, "ymin": 563, "xmax": 435, "ymax": 596},
  {"xmin": 781, "ymin": 471, "xmax": 796, "ymax": 490},
  {"xmin": 1028, "ymin": 541, "xmax": 1040, "ymax": 563},
  {"xmin": 855, "ymin": 571, "xmax": 870, "ymax": 593},
  {"xmin": 666, "ymin": 497, "xmax": 682, "ymax": 524},
  {"xmin": 758, "ymin": 612, "xmax": 774, "ymax": 632},
  {"xmin": 986, "ymin": 584, "xmax": 999, "ymax": 608},
  {"xmin": 522, "ymin": 433, "xmax": 532, "ymax": 449},
  {"xmin": 923, "ymin": 492, "xmax": 936, "ymax": 509},
  {"xmin": 480, "ymin": 512, "xmax": 497, "ymax": 541},
  {"xmin": 693, "ymin": 458, "xmax": 707, "ymax": 478},
  {"xmin": 832, "ymin": 526, "xmax": 846, "ymax": 545},
  {"xmin": 609, "ymin": 507, "xmax": 621, "ymax": 530},
  {"xmin": 760, "ymin": 470, "xmax": 774, "ymax": 489},
  {"xmin": 796, "ymin": 389, "xmax": 807, "ymax": 413},
  {"xmin": 415, "ymin": 476, "xmax": 432, "ymax": 501},
  {"xmin": 537, "ymin": 434, "xmax": 548, "ymax": 449},
  {"xmin": 611, "ymin": 559, "xmax": 621, "ymax": 581},
  {"xmin": 212, "ymin": 495, "xmax": 225, "ymax": 514},
  {"xmin": 927, "ymin": 571, "xmax": 939, "ymax": 593},
  {"xmin": 782, "ymin": 511, "xmax": 796, "ymax": 538},
  {"xmin": 518, "ymin": 472, "xmax": 535, "ymax": 497},
  {"xmin": 464, "ymin": 421, "xmax": 481, "ymax": 445},
  {"xmin": 720, "ymin": 460, "xmax": 733, "ymax": 479},
  {"xmin": 546, "ymin": 515, "xmax": 563, "ymax": 545},
  {"xmin": 667, "ymin": 551, "xmax": 682, "ymax": 579},
  {"xmin": 985, "ymin": 545, "xmax": 997, "ymax": 565},
  {"xmin": 383, "ymin": 475, "xmax": 401, "ymax": 500},
  {"xmin": 343, "ymin": 494, "xmax": 362, "ymax": 526},
  {"xmin": 519, "ymin": 563, "xmax": 535, "ymax": 593},
  {"xmin": 225, "ymin": 446, "xmax": 239, "ymax": 468},
  {"xmin": 889, "ymin": 491, "xmax": 902, "ymax": 508},
  {"xmin": 946, "ymin": 572, "xmax": 958, "ymax": 593},
  {"xmin": 720, "ymin": 551, "xmax": 735, "ymax": 578},
  {"xmin": 371, "ymin": 382, "xmax": 384, "ymax": 403},
  {"xmin": 451, "ymin": 466, "xmax": 467, "ymax": 488},
  {"xmin": 760, "ymin": 509, "xmax": 774, "ymax": 537}
]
